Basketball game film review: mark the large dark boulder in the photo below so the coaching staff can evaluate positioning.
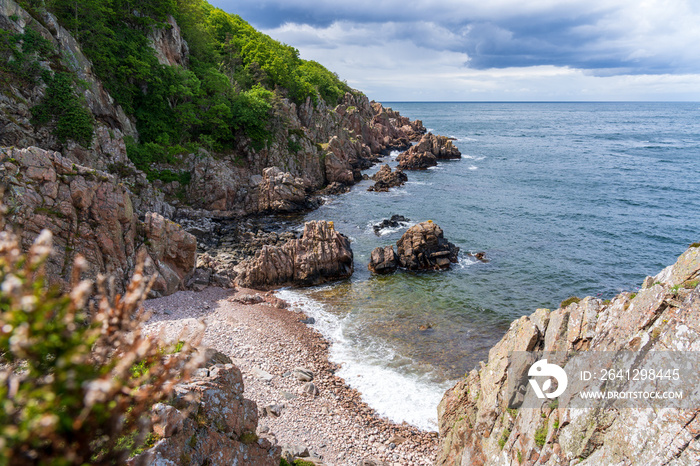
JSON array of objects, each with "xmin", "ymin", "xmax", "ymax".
[
  {"xmin": 396, "ymin": 221, "xmax": 459, "ymax": 270},
  {"xmin": 367, "ymin": 164, "xmax": 408, "ymax": 192},
  {"xmin": 368, "ymin": 245, "xmax": 399, "ymax": 274},
  {"xmin": 368, "ymin": 221, "xmax": 459, "ymax": 273}
]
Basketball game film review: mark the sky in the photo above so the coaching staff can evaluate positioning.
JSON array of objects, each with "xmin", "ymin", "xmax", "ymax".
[{"xmin": 208, "ymin": 0, "xmax": 700, "ymax": 101}]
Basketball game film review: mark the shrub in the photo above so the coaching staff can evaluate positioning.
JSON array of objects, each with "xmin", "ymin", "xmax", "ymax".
[
  {"xmin": 31, "ymin": 71, "xmax": 94, "ymax": 146},
  {"xmin": 0, "ymin": 205, "xmax": 204, "ymax": 464}
]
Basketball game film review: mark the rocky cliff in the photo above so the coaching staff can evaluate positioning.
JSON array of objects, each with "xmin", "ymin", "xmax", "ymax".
[
  {"xmin": 436, "ymin": 244, "xmax": 700, "ymax": 465},
  {"xmin": 0, "ymin": 0, "xmax": 424, "ymax": 294}
]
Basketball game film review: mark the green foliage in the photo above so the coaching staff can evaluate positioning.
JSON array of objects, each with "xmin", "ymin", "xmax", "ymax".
[
  {"xmin": 31, "ymin": 71, "xmax": 94, "ymax": 145},
  {"xmin": 690, "ymin": 242, "xmax": 700, "ymax": 248},
  {"xmin": 498, "ymin": 428, "xmax": 511, "ymax": 450},
  {"xmin": 43, "ymin": 0, "xmax": 349, "ymax": 166},
  {"xmin": 231, "ymin": 85, "xmax": 273, "ymax": 149},
  {"xmin": 0, "ymin": 26, "xmax": 54, "ymax": 85},
  {"xmin": 517, "ymin": 450, "xmax": 523, "ymax": 463},
  {"xmin": 560, "ymin": 296, "xmax": 581, "ymax": 309},
  {"xmin": 535, "ymin": 423, "xmax": 549, "ymax": 447}
]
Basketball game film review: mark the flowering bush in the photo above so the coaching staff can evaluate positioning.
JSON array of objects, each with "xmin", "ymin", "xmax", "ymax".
[{"xmin": 0, "ymin": 208, "xmax": 203, "ymax": 464}]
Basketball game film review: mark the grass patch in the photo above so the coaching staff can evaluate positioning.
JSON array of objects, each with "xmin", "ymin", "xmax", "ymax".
[
  {"xmin": 534, "ymin": 423, "xmax": 549, "ymax": 447},
  {"xmin": 498, "ymin": 428, "xmax": 511, "ymax": 450},
  {"xmin": 239, "ymin": 432, "xmax": 258, "ymax": 445},
  {"xmin": 560, "ymin": 296, "xmax": 581, "ymax": 308}
]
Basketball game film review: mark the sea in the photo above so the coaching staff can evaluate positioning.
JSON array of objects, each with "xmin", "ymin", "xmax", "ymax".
[{"xmin": 275, "ymin": 102, "xmax": 700, "ymax": 431}]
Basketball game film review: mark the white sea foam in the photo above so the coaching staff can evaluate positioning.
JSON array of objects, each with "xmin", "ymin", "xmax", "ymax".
[
  {"xmin": 275, "ymin": 289, "xmax": 453, "ymax": 431},
  {"xmin": 469, "ymin": 165, "xmax": 478, "ymax": 170}
]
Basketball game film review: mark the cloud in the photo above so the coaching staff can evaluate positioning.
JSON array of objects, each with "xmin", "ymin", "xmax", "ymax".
[{"xmin": 209, "ymin": 0, "xmax": 700, "ymax": 100}]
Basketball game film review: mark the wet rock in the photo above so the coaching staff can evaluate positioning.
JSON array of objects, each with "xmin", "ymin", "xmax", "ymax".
[
  {"xmin": 368, "ymin": 245, "xmax": 399, "ymax": 274},
  {"xmin": 234, "ymin": 221, "xmax": 353, "ymax": 289},
  {"xmin": 320, "ymin": 181, "xmax": 351, "ymax": 195},
  {"xmin": 396, "ymin": 151, "xmax": 437, "ymax": 170},
  {"xmin": 396, "ymin": 221, "xmax": 459, "ymax": 270},
  {"xmin": 373, "ymin": 215, "xmax": 410, "ymax": 236},
  {"xmin": 469, "ymin": 251, "xmax": 489, "ymax": 263},
  {"xmin": 234, "ymin": 293, "xmax": 265, "ymax": 305},
  {"xmin": 396, "ymin": 133, "xmax": 461, "ymax": 170},
  {"xmin": 367, "ymin": 164, "xmax": 408, "ymax": 192}
]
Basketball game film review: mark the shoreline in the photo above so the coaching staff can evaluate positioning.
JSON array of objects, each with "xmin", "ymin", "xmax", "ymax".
[{"xmin": 143, "ymin": 286, "xmax": 439, "ymax": 465}]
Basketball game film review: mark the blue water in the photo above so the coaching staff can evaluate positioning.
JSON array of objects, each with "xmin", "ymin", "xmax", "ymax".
[{"xmin": 278, "ymin": 102, "xmax": 700, "ymax": 430}]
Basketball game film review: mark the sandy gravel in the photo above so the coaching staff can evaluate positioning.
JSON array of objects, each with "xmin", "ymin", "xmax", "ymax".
[{"xmin": 142, "ymin": 286, "xmax": 439, "ymax": 466}]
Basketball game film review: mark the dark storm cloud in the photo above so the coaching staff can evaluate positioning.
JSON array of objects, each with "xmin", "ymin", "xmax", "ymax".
[{"xmin": 209, "ymin": 0, "xmax": 700, "ymax": 76}]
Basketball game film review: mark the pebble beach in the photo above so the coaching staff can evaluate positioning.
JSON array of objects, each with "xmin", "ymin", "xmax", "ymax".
[{"xmin": 143, "ymin": 286, "xmax": 439, "ymax": 466}]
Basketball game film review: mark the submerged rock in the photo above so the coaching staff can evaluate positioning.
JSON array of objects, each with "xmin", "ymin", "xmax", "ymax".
[
  {"xmin": 372, "ymin": 215, "xmax": 411, "ymax": 236},
  {"xmin": 234, "ymin": 220, "xmax": 353, "ymax": 289}
]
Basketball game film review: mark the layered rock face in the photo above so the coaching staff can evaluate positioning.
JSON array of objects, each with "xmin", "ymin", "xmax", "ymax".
[
  {"xmin": 132, "ymin": 363, "xmax": 280, "ymax": 466},
  {"xmin": 235, "ymin": 220, "xmax": 353, "ymax": 289},
  {"xmin": 368, "ymin": 221, "xmax": 459, "ymax": 273},
  {"xmin": 255, "ymin": 166, "xmax": 310, "ymax": 212},
  {"xmin": 0, "ymin": 147, "xmax": 195, "ymax": 294},
  {"xmin": 368, "ymin": 164, "xmax": 408, "ymax": 192},
  {"xmin": 437, "ymin": 244, "xmax": 700, "ymax": 465},
  {"xmin": 396, "ymin": 133, "xmax": 461, "ymax": 170}
]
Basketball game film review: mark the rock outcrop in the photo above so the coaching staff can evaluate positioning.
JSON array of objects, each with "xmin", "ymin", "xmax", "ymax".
[
  {"xmin": 396, "ymin": 133, "xmax": 461, "ymax": 170},
  {"xmin": 148, "ymin": 15, "xmax": 189, "ymax": 67},
  {"xmin": 131, "ymin": 363, "xmax": 280, "ymax": 466},
  {"xmin": 235, "ymin": 220, "xmax": 353, "ymax": 289},
  {"xmin": 368, "ymin": 221, "xmax": 459, "ymax": 273},
  {"xmin": 255, "ymin": 166, "xmax": 310, "ymax": 212},
  {"xmin": 368, "ymin": 245, "xmax": 399, "ymax": 274},
  {"xmin": 0, "ymin": 147, "xmax": 195, "ymax": 295},
  {"xmin": 141, "ymin": 212, "xmax": 197, "ymax": 297},
  {"xmin": 367, "ymin": 164, "xmax": 408, "ymax": 192},
  {"xmin": 436, "ymin": 244, "xmax": 700, "ymax": 465}
]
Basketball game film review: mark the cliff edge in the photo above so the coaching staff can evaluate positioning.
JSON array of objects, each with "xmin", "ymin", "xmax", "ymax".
[{"xmin": 437, "ymin": 244, "xmax": 700, "ymax": 465}]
